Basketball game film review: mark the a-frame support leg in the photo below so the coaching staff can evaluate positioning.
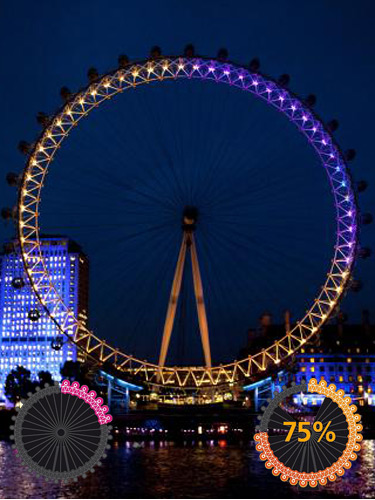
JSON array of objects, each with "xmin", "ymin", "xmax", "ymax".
[
  {"xmin": 158, "ymin": 232, "xmax": 188, "ymax": 368},
  {"xmin": 158, "ymin": 208, "xmax": 212, "ymax": 370},
  {"xmin": 190, "ymin": 233, "xmax": 212, "ymax": 368}
]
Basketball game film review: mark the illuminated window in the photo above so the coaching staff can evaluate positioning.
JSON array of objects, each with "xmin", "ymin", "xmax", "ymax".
[{"xmin": 310, "ymin": 358, "xmax": 315, "ymax": 363}]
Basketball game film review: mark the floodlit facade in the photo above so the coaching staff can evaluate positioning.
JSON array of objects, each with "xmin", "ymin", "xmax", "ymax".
[
  {"xmin": 294, "ymin": 321, "xmax": 375, "ymax": 407},
  {"xmin": 0, "ymin": 237, "xmax": 89, "ymax": 402},
  {"xmin": 291, "ymin": 315, "xmax": 375, "ymax": 406},
  {"xmin": 242, "ymin": 313, "xmax": 375, "ymax": 408}
]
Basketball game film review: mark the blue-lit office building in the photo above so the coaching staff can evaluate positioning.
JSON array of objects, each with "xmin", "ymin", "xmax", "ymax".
[{"xmin": 0, "ymin": 237, "xmax": 89, "ymax": 403}]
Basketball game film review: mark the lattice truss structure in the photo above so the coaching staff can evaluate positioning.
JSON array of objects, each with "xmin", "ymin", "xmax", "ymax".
[{"xmin": 18, "ymin": 56, "xmax": 358, "ymax": 388}]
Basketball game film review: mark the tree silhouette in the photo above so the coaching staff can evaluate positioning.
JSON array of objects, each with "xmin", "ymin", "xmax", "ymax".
[
  {"xmin": 60, "ymin": 360, "xmax": 90, "ymax": 384},
  {"xmin": 37, "ymin": 370, "xmax": 54, "ymax": 388},
  {"xmin": 5, "ymin": 366, "xmax": 36, "ymax": 404}
]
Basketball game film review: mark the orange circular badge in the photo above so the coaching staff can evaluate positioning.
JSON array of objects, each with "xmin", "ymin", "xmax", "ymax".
[{"xmin": 254, "ymin": 378, "xmax": 362, "ymax": 487}]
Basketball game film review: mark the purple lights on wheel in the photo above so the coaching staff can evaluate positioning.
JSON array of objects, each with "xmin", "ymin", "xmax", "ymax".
[{"xmin": 170, "ymin": 57, "xmax": 358, "ymax": 290}]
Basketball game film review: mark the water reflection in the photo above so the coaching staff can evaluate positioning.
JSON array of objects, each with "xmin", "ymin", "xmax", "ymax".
[{"xmin": 0, "ymin": 440, "xmax": 373, "ymax": 498}]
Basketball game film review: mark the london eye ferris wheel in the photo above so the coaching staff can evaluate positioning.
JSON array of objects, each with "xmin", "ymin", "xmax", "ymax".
[{"xmin": 12, "ymin": 46, "xmax": 362, "ymax": 389}]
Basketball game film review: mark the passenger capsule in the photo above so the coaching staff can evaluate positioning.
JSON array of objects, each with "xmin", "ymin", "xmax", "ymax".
[
  {"xmin": 361, "ymin": 213, "xmax": 373, "ymax": 225},
  {"xmin": 6, "ymin": 172, "xmax": 20, "ymax": 187},
  {"xmin": 28, "ymin": 309, "xmax": 41, "ymax": 321},
  {"xmin": 304, "ymin": 94, "xmax": 317, "ymax": 107},
  {"xmin": 18, "ymin": 141, "xmax": 32, "ymax": 155},
  {"xmin": 36, "ymin": 112, "xmax": 50, "ymax": 127},
  {"xmin": 217, "ymin": 48, "xmax": 228, "ymax": 61},
  {"xmin": 327, "ymin": 119, "xmax": 339, "ymax": 132},
  {"xmin": 2, "ymin": 242, "xmax": 15, "ymax": 254},
  {"xmin": 2, "ymin": 206, "xmax": 17, "ymax": 220},
  {"xmin": 184, "ymin": 44, "xmax": 195, "ymax": 57},
  {"xmin": 357, "ymin": 180, "xmax": 368, "ymax": 193},
  {"xmin": 150, "ymin": 46, "xmax": 162, "ymax": 59},
  {"xmin": 278, "ymin": 74, "xmax": 290, "ymax": 86},
  {"xmin": 350, "ymin": 279, "xmax": 362, "ymax": 292},
  {"xmin": 1, "ymin": 207, "xmax": 12, "ymax": 220},
  {"xmin": 11, "ymin": 277, "xmax": 25, "ymax": 289},
  {"xmin": 345, "ymin": 149, "xmax": 356, "ymax": 161},
  {"xmin": 60, "ymin": 86, "xmax": 71, "ymax": 101},
  {"xmin": 358, "ymin": 247, "xmax": 371, "ymax": 259},
  {"xmin": 118, "ymin": 54, "xmax": 129, "ymax": 68},
  {"xmin": 51, "ymin": 338, "xmax": 64, "ymax": 351},
  {"xmin": 87, "ymin": 67, "xmax": 99, "ymax": 82},
  {"xmin": 249, "ymin": 58, "xmax": 260, "ymax": 72}
]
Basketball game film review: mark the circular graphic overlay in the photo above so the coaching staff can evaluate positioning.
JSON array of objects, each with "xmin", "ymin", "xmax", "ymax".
[
  {"xmin": 254, "ymin": 378, "xmax": 362, "ymax": 487},
  {"xmin": 11, "ymin": 384, "xmax": 111, "ymax": 482}
]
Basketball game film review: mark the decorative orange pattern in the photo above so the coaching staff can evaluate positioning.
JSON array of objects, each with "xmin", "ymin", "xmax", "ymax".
[{"xmin": 254, "ymin": 378, "xmax": 362, "ymax": 487}]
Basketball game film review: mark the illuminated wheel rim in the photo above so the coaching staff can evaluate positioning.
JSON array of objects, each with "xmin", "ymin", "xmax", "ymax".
[{"xmin": 18, "ymin": 56, "xmax": 358, "ymax": 388}]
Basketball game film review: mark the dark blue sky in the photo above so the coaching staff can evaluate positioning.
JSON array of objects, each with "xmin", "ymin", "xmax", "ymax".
[{"xmin": 1, "ymin": 1, "xmax": 374, "ymax": 365}]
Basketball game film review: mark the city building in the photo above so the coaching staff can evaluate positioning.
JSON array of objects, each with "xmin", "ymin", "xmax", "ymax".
[
  {"xmin": 0, "ymin": 236, "xmax": 89, "ymax": 403},
  {"xmin": 241, "ymin": 311, "xmax": 375, "ymax": 408},
  {"xmin": 294, "ymin": 312, "xmax": 375, "ymax": 407}
]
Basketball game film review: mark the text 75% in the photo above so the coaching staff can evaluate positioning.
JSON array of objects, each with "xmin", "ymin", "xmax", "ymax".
[{"xmin": 283, "ymin": 421, "xmax": 336, "ymax": 443}]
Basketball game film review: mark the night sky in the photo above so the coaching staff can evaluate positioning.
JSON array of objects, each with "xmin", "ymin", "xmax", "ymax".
[{"xmin": 1, "ymin": 1, "xmax": 374, "ymax": 365}]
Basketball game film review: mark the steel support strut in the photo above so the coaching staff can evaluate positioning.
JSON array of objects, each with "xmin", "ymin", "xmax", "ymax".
[
  {"xmin": 158, "ymin": 231, "xmax": 189, "ymax": 368},
  {"xmin": 158, "ymin": 220, "xmax": 212, "ymax": 368}
]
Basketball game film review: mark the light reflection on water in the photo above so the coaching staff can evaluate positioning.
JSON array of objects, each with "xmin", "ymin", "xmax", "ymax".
[{"xmin": 0, "ymin": 440, "xmax": 374, "ymax": 499}]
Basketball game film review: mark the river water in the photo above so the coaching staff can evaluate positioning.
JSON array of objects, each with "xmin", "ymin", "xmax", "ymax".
[{"xmin": 0, "ymin": 440, "xmax": 374, "ymax": 499}]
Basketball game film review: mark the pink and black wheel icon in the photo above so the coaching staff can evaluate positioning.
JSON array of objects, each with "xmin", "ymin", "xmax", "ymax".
[{"xmin": 11, "ymin": 383, "xmax": 112, "ymax": 482}]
